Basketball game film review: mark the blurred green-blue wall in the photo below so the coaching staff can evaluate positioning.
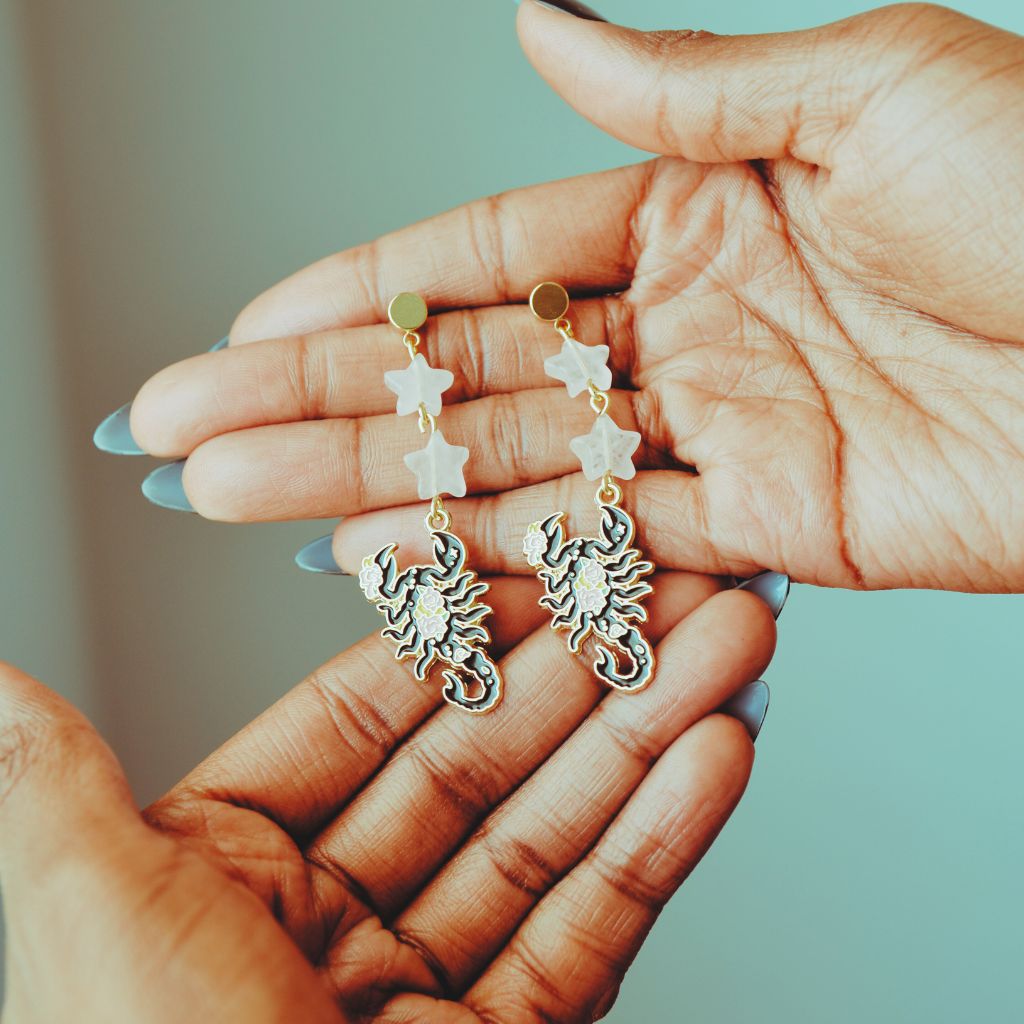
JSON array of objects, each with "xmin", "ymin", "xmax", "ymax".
[{"xmin": 1, "ymin": 1, "xmax": 1021, "ymax": 1019}]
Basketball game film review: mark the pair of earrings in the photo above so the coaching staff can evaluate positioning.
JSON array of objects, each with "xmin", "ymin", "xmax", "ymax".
[{"xmin": 358, "ymin": 285, "xmax": 654, "ymax": 714}]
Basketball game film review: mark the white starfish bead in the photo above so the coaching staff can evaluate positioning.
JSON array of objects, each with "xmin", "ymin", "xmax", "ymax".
[
  {"xmin": 543, "ymin": 338, "xmax": 612, "ymax": 398},
  {"xmin": 569, "ymin": 415, "xmax": 641, "ymax": 481},
  {"xmin": 384, "ymin": 354, "xmax": 454, "ymax": 416},
  {"xmin": 404, "ymin": 430, "xmax": 469, "ymax": 499}
]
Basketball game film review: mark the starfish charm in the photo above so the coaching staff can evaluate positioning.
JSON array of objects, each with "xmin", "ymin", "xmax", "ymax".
[
  {"xmin": 404, "ymin": 430, "xmax": 470, "ymax": 499},
  {"xmin": 569, "ymin": 415, "xmax": 641, "ymax": 481},
  {"xmin": 543, "ymin": 338, "xmax": 613, "ymax": 398},
  {"xmin": 384, "ymin": 354, "xmax": 455, "ymax": 417}
]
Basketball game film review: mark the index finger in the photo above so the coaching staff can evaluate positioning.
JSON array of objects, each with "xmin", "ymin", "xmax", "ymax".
[{"xmin": 228, "ymin": 161, "xmax": 659, "ymax": 344}]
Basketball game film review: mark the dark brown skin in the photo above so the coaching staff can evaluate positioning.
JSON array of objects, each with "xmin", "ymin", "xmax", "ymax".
[
  {"xmin": 131, "ymin": 4, "xmax": 1024, "ymax": 594},
  {"xmin": 0, "ymin": 579, "xmax": 774, "ymax": 1023}
]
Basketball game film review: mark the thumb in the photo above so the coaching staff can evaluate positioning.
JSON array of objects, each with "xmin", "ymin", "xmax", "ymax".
[
  {"xmin": 516, "ymin": 2, "xmax": 959, "ymax": 166},
  {"xmin": 0, "ymin": 661, "xmax": 139, "ymax": 882}
]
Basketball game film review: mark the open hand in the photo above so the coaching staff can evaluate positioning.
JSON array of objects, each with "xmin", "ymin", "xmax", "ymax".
[
  {"xmin": 117, "ymin": 3, "xmax": 1024, "ymax": 595},
  {"xmin": 0, "ymin": 577, "xmax": 773, "ymax": 1023}
]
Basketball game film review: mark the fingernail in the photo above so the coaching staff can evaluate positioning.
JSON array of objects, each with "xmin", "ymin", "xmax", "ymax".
[
  {"xmin": 736, "ymin": 570, "xmax": 790, "ymax": 619},
  {"xmin": 521, "ymin": 0, "xmax": 608, "ymax": 22},
  {"xmin": 93, "ymin": 402, "xmax": 145, "ymax": 455},
  {"xmin": 720, "ymin": 680, "xmax": 770, "ymax": 742},
  {"xmin": 141, "ymin": 461, "xmax": 195, "ymax": 512},
  {"xmin": 295, "ymin": 534, "xmax": 346, "ymax": 574},
  {"xmin": 208, "ymin": 336, "xmax": 230, "ymax": 352}
]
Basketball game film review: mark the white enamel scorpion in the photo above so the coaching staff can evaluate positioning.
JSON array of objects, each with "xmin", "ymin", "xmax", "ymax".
[
  {"xmin": 360, "ymin": 529, "xmax": 502, "ymax": 713},
  {"xmin": 524, "ymin": 503, "xmax": 655, "ymax": 691}
]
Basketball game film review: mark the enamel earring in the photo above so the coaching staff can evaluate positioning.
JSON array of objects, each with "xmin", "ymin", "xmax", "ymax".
[
  {"xmin": 357, "ymin": 293, "xmax": 503, "ymax": 713},
  {"xmin": 523, "ymin": 283, "xmax": 655, "ymax": 692}
]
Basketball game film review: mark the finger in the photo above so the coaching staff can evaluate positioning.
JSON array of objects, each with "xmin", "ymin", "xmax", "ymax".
[
  {"xmin": 131, "ymin": 298, "xmax": 627, "ymax": 458},
  {"xmin": 389, "ymin": 589, "xmax": 773, "ymax": 992},
  {"xmin": 0, "ymin": 662, "xmax": 141, "ymax": 884},
  {"xmin": 332, "ymin": 471, "xmax": 764, "ymax": 580},
  {"xmin": 228, "ymin": 163, "xmax": 651, "ymax": 346},
  {"xmin": 176, "ymin": 388, "xmax": 661, "ymax": 523},
  {"xmin": 152, "ymin": 576, "xmax": 546, "ymax": 841},
  {"xmin": 465, "ymin": 713, "xmax": 752, "ymax": 1020},
  {"xmin": 307, "ymin": 577, "xmax": 750, "ymax": 933},
  {"xmin": 517, "ymin": 1, "xmax": 939, "ymax": 166}
]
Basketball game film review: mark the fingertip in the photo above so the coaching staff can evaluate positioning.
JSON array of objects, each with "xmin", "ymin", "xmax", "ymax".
[
  {"xmin": 129, "ymin": 357, "xmax": 206, "ymax": 458},
  {"xmin": 688, "ymin": 712, "xmax": 756, "ymax": 788},
  {"xmin": 713, "ymin": 585, "xmax": 780, "ymax": 669},
  {"xmin": 178, "ymin": 444, "xmax": 242, "ymax": 521}
]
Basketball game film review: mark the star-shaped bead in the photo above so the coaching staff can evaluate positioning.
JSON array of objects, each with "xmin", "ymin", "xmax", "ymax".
[
  {"xmin": 404, "ymin": 430, "xmax": 469, "ymax": 500},
  {"xmin": 569, "ymin": 415, "xmax": 641, "ymax": 482},
  {"xmin": 544, "ymin": 338, "xmax": 612, "ymax": 398},
  {"xmin": 384, "ymin": 354, "xmax": 455, "ymax": 416}
]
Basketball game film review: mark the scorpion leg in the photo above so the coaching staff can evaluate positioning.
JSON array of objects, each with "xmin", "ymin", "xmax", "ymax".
[
  {"xmin": 413, "ymin": 640, "xmax": 437, "ymax": 681},
  {"xmin": 566, "ymin": 613, "xmax": 593, "ymax": 653}
]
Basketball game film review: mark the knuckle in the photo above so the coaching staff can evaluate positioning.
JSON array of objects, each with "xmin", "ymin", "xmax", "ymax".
[
  {"xmin": 283, "ymin": 333, "xmax": 331, "ymax": 422},
  {"xmin": 588, "ymin": 834, "xmax": 667, "ymax": 914},
  {"xmin": 596, "ymin": 711, "xmax": 662, "ymax": 772},
  {"xmin": 452, "ymin": 309, "xmax": 487, "ymax": 401},
  {"xmin": 481, "ymin": 394, "xmax": 530, "ymax": 488},
  {"xmin": 474, "ymin": 496, "xmax": 502, "ymax": 571},
  {"xmin": 475, "ymin": 826, "xmax": 561, "ymax": 900}
]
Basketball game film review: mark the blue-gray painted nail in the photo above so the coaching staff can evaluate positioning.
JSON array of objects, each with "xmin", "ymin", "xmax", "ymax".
[
  {"xmin": 521, "ymin": 0, "xmax": 607, "ymax": 22},
  {"xmin": 720, "ymin": 680, "xmax": 770, "ymax": 742},
  {"xmin": 209, "ymin": 336, "xmax": 230, "ymax": 352},
  {"xmin": 141, "ymin": 461, "xmax": 195, "ymax": 512},
  {"xmin": 93, "ymin": 402, "xmax": 145, "ymax": 456},
  {"xmin": 295, "ymin": 534, "xmax": 347, "ymax": 575},
  {"xmin": 736, "ymin": 570, "xmax": 790, "ymax": 620}
]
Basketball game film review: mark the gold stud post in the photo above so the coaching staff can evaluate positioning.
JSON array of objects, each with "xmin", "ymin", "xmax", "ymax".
[
  {"xmin": 529, "ymin": 281, "xmax": 570, "ymax": 322},
  {"xmin": 388, "ymin": 292, "xmax": 429, "ymax": 332}
]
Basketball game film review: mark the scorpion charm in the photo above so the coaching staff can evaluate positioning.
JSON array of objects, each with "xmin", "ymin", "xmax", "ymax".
[
  {"xmin": 359, "ymin": 529, "xmax": 502, "ymax": 713},
  {"xmin": 524, "ymin": 503, "xmax": 655, "ymax": 691}
]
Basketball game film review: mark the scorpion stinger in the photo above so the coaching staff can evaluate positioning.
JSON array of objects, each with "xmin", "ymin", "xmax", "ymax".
[
  {"xmin": 524, "ymin": 282, "xmax": 656, "ymax": 693},
  {"xmin": 356, "ymin": 294, "xmax": 503, "ymax": 714}
]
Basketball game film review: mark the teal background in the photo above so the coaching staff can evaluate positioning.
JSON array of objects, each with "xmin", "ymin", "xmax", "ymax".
[{"xmin": 1, "ymin": 0, "xmax": 1022, "ymax": 1019}]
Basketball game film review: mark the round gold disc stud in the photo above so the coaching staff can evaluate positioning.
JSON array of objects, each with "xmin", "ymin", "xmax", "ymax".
[
  {"xmin": 529, "ymin": 281, "xmax": 570, "ymax": 322},
  {"xmin": 388, "ymin": 292, "xmax": 429, "ymax": 332}
]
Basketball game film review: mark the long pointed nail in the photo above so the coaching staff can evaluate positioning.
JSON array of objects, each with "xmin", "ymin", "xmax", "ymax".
[
  {"xmin": 520, "ymin": 0, "xmax": 607, "ymax": 22},
  {"xmin": 720, "ymin": 680, "xmax": 770, "ymax": 742},
  {"xmin": 208, "ymin": 336, "xmax": 230, "ymax": 352},
  {"xmin": 295, "ymin": 534, "xmax": 346, "ymax": 574},
  {"xmin": 736, "ymin": 571, "xmax": 790, "ymax": 619},
  {"xmin": 93, "ymin": 402, "xmax": 145, "ymax": 455},
  {"xmin": 141, "ymin": 461, "xmax": 195, "ymax": 512}
]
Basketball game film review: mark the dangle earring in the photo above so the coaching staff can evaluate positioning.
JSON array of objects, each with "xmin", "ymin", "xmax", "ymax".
[
  {"xmin": 523, "ymin": 282, "xmax": 655, "ymax": 692},
  {"xmin": 357, "ymin": 293, "xmax": 503, "ymax": 714}
]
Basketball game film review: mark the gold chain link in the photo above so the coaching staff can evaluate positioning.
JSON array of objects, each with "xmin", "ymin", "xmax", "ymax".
[
  {"xmin": 417, "ymin": 403, "xmax": 436, "ymax": 434},
  {"xmin": 587, "ymin": 380, "xmax": 609, "ymax": 416},
  {"xmin": 403, "ymin": 330, "xmax": 421, "ymax": 360},
  {"xmin": 595, "ymin": 472, "xmax": 622, "ymax": 507},
  {"xmin": 425, "ymin": 494, "xmax": 452, "ymax": 532}
]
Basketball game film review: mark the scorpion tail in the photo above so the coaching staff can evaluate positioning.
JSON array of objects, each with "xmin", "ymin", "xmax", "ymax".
[
  {"xmin": 594, "ymin": 625, "xmax": 655, "ymax": 692},
  {"xmin": 441, "ymin": 650, "xmax": 503, "ymax": 714}
]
